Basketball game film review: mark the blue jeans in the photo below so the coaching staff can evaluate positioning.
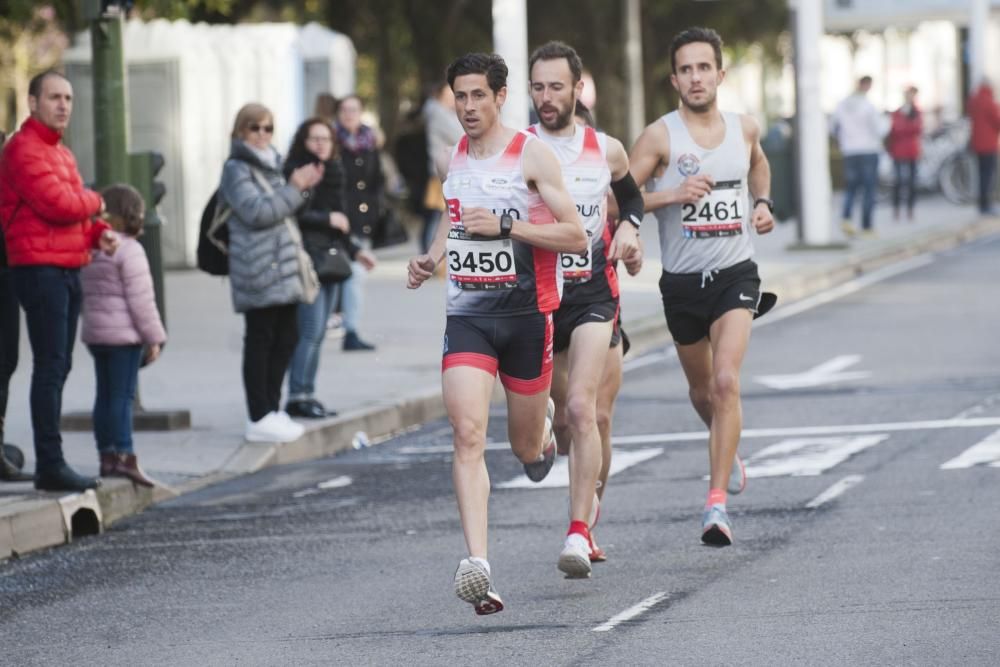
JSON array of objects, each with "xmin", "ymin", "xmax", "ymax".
[
  {"xmin": 842, "ymin": 153, "xmax": 879, "ymax": 230},
  {"xmin": 978, "ymin": 152, "xmax": 997, "ymax": 213},
  {"xmin": 287, "ymin": 281, "xmax": 340, "ymax": 399},
  {"xmin": 89, "ymin": 344, "xmax": 142, "ymax": 454},
  {"xmin": 11, "ymin": 266, "xmax": 81, "ymax": 472},
  {"xmin": 341, "ymin": 259, "xmax": 368, "ymax": 333},
  {"xmin": 893, "ymin": 159, "xmax": 917, "ymax": 215}
]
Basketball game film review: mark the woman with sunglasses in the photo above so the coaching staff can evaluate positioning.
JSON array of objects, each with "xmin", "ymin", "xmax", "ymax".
[
  {"xmin": 220, "ymin": 103, "xmax": 323, "ymax": 443},
  {"xmin": 283, "ymin": 118, "xmax": 376, "ymax": 419}
]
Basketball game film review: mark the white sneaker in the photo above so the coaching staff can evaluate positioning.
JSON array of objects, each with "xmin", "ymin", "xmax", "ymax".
[
  {"xmin": 558, "ymin": 533, "xmax": 592, "ymax": 579},
  {"xmin": 245, "ymin": 412, "xmax": 305, "ymax": 443}
]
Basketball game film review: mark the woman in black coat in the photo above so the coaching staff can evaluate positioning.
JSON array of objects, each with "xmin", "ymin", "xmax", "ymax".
[
  {"xmin": 335, "ymin": 95, "xmax": 382, "ymax": 351},
  {"xmin": 284, "ymin": 118, "xmax": 376, "ymax": 418}
]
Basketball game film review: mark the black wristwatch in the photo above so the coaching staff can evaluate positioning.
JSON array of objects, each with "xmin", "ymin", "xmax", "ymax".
[
  {"xmin": 754, "ymin": 197, "xmax": 774, "ymax": 212},
  {"xmin": 499, "ymin": 213, "xmax": 513, "ymax": 239},
  {"xmin": 623, "ymin": 213, "xmax": 641, "ymax": 230}
]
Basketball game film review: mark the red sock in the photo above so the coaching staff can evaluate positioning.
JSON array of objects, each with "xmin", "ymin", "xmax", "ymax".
[
  {"xmin": 568, "ymin": 520, "xmax": 590, "ymax": 539},
  {"xmin": 706, "ymin": 488, "xmax": 727, "ymax": 509}
]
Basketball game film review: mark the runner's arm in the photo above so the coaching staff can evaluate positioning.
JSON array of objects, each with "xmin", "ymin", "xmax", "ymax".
[
  {"xmin": 605, "ymin": 137, "xmax": 642, "ymax": 263},
  {"xmin": 406, "ymin": 150, "xmax": 454, "ymax": 288},
  {"xmin": 629, "ymin": 121, "xmax": 677, "ymax": 212},
  {"xmin": 744, "ymin": 115, "xmax": 775, "ymax": 234},
  {"xmin": 517, "ymin": 140, "xmax": 587, "ymax": 254}
]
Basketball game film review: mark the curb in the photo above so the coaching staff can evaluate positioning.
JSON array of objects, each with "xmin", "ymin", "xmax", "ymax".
[{"xmin": 3, "ymin": 215, "xmax": 997, "ymax": 563}]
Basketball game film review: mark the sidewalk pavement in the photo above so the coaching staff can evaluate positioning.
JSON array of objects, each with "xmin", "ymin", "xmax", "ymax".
[{"xmin": 2, "ymin": 195, "xmax": 998, "ymax": 560}]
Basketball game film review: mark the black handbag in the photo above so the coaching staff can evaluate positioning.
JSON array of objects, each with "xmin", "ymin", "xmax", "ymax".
[
  {"xmin": 371, "ymin": 206, "xmax": 409, "ymax": 249},
  {"xmin": 311, "ymin": 241, "xmax": 353, "ymax": 284}
]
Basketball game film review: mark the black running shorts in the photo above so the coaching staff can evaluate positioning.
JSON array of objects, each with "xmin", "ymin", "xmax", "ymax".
[
  {"xmin": 552, "ymin": 300, "xmax": 618, "ymax": 355},
  {"xmin": 658, "ymin": 259, "xmax": 762, "ymax": 345},
  {"xmin": 442, "ymin": 313, "xmax": 553, "ymax": 395}
]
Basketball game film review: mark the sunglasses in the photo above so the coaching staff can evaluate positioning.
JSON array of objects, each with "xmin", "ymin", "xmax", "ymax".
[{"xmin": 248, "ymin": 123, "xmax": 274, "ymax": 134}]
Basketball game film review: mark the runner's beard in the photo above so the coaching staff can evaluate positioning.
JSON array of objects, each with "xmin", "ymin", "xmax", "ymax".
[{"xmin": 538, "ymin": 104, "xmax": 574, "ymax": 132}]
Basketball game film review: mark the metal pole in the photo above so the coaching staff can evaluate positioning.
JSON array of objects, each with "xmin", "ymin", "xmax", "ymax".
[
  {"xmin": 623, "ymin": 0, "xmax": 646, "ymax": 145},
  {"xmin": 91, "ymin": 6, "xmax": 130, "ymax": 188},
  {"xmin": 791, "ymin": 0, "xmax": 832, "ymax": 246},
  {"xmin": 492, "ymin": 0, "xmax": 529, "ymax": 129}
]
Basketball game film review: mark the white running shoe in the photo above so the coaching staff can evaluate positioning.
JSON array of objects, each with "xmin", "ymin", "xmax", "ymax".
[
  {"xmin": 245, "ymin": 412, "xmax": 305, "ymax": 443},
  {"xmin": 558, "ymin": 533, "xmax": 592, "ymax": 579},
  {"xmin": 454, "ymin": 558, "xmax": 504, "ymax": 615}
]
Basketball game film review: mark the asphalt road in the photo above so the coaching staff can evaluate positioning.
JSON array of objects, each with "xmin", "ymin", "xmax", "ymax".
[{"xmin": 2, "ymin": 236, "xmax": 999, "ymax": 666}]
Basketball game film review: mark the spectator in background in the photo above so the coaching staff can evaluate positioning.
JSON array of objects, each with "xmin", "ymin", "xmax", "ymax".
[
  {"xmin": 284, "ymin": 118, "xmax": 376, "ymax": 419},
  {"xmin": 420, "ymin": 81, "xmax": 463, "ymax": 252},
  {"xmin": 0, "ymin": 128, "xmax": 31, "ymax": 482},
  {"xmin": 887, "ymin": 86, "xmax": 922, "ymax": 222},
  {"xmin": 967, "ymin": 81, "xmax": 1000, "ymax": 215},
  {"xmin": 314, "ymin": 93, "xmax": 338, "ymax": 128},
  {"xmin": 832, "ymin": 75, "xmax": 887, "ymax": 238},
  {"xmin": 220, "ymin": 103, "xmax": 323, "ymax": 443},
  {"xmin": 80, "ymin": 184, "xmax": 166, "ymax": 487},
  {"xmin": 335, "ymin": 95, "xmax": 380, "ymax": 351},
  {"xmin": 0, "ymin": 70, "xmax": 119, "ymax": 492}
]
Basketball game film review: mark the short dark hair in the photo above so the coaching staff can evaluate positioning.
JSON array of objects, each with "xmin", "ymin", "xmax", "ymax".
[
  {"xmin": 859, "ymin": 76, "xmax": 873, "ymax": 87},
  {"xmin": 669, "ymin": 27, "xmax": 724, "ymax": 73},
  {"xmin": 28, "ymin": 70, "xmax": 69, "ymax": 98},
  {"xmin": 529, "ymin": 41, "xmax": 583, "ymax": 83},
  {"xmin": 446, "ymin": 53, "xmax": 508, "ymax": 94},
  {"xmin": 101, "ymin": 183, "xmax": 145, "ymax": 237}
]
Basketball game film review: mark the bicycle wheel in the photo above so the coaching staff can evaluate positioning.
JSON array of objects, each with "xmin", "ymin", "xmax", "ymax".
[{"xmin": 939, "ymin": 152, "xmax": 976, "ymax": 205}]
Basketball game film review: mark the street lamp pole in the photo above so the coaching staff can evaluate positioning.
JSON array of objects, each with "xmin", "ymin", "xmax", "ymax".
[
  {"xmin": 492, "ymin": 0, "xmax": 529, "ymax": 130},
  {"xmin": 623, "ymin": 0, "xmax": 646, "ymax": 145}
]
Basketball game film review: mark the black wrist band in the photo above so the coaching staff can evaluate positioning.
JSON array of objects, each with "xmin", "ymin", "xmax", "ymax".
[{"xmin": 499, "ymin": 213, "xmax": 513, "ymax": 238}]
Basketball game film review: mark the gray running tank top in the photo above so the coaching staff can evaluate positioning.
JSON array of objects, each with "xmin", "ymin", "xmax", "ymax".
[{"xmin": 648, "ymin": 110, "xmax": 753, "ymax": 273}]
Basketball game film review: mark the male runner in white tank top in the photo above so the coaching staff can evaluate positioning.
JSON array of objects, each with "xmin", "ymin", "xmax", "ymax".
[
  {"xmin": 407, "ymin": 52, "xmax": 586, "ymax": 615},
  {"xmin": 527, "ymin": 41, "xmax": 644, "ymax": 578},
  {"xmin": 629, "ymin": 27, "xmax": 776, "ymax": 547}
]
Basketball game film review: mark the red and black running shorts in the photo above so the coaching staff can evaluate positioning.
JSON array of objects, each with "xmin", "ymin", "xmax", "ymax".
[
  {"xmin": 552, "ymin": 300, "xmax": 619, "ymax": 355},
  {"xmin": 442, "ymin": 312, "xmax": 554, "ymax": 395}
]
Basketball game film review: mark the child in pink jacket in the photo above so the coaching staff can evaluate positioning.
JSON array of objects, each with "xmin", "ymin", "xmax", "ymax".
[{"xmin": 81, "ymin": 184, "xmax": 166, "ymax": 487}]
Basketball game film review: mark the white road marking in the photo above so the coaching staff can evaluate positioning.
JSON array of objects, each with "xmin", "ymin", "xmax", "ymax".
[
  {"xmin": 755, "ymin": 354, "xmax": 871, "ymax": 390},
  {"xmin": 496, "ymin": 448, "xmax": 663, "ymax": 489},
  {"xmin": 293, "ymin": 475, "xmax": 353, "ymax": 498},
  {"xmin": 805, "ymin": 474, "xmax": 865, "ymax": 508},
  {"xmin": 744, "ymin": 435, "xmax": 888, "ymax": 477},
  {"xmin": 593, "ymin": 592, "xmax": 669, "ymax": 632},
  {"xmin": 940, "ymin": 428, "xmax": 1000, "ymax": 469},
  {"xmin": 396, "ymin": 416, "xmax": 1000, "ymax": 455},
  {"xmin": 318, "ymin": 475, "xmax": 353, "ymax": 489}
]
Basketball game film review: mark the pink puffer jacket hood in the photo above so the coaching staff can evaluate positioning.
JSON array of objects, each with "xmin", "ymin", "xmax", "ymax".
[{"xmin": 80, "ymin": 233, "xmax": 167, "ymax": 347}]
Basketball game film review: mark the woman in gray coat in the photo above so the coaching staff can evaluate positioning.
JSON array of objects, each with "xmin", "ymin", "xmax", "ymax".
[{"xmin": 220, "ymin": 103, "xmax": 322, "ymax": 443}]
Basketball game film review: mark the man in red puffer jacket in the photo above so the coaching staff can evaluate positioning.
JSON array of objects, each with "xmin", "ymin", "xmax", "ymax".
[
  {"xmin": 968, "ymin": 82, "xmax": 1000, "ymax": 215},
  {"xmin": 0, "ymin": 70, "xmax": 120, "ymax": 492}
]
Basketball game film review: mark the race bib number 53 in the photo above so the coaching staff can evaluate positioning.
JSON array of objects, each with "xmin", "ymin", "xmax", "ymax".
[
  {"xmin": 447, "ymin": 228, "xmax": 517, "ymax": 290},
  {"xmin": 681, "ymin": 179, "xmax": 745, "ymax": 238}
]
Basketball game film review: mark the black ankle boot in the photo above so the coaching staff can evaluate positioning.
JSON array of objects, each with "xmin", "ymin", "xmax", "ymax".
[
  {"xmin": 34, "ymin": 463, "xmax": 101, "ymax": 492},
  {"xmin": 343, "ymin": 331, "xmax": 375, "ymax": 351}
]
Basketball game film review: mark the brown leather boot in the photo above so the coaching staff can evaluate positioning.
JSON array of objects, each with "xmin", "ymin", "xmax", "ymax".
[
  {"xmin": 114, "ymin": 454, "xmax": 155, "ymax": 487},
  {"xmin": 99, "ymin": 452, "xmax": 120, "ymax": 477}
]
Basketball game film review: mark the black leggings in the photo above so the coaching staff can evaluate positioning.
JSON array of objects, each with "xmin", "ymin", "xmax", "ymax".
[{"xmin": 243, "ymin": 304, "xmax": 299, "ymax": 422}]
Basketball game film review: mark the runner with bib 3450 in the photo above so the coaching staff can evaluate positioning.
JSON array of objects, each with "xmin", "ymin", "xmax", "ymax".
[
  {"xmin": 628, "ymin": 27, "xmax": 777, "ymax": 547},
  {"xmin": 407, "ymin": 52, "xmax": 586, "ymax": 615}
]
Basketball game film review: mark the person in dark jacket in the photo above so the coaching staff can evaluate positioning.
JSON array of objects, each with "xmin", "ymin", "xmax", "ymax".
[
  {"xmin": 887, "ymin": 86, "xmax": 922, "ymax": 221},
  {"xmin": 0, "ymin": 71, "xmax": 119, "ymax": 492},
  {"xmin": 283, "ymin": 118, "xmax": 376, "ymax": 419},
  {"xmin": 335, "ymin": 95, "xmax": 381, "ymax": 351},
  {"xmin": 219, "ymin": 103, "xmax": 323, "ymax": 443}
]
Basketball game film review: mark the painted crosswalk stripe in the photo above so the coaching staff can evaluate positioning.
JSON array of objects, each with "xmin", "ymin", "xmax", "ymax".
[
  {"xmin": 496, "ymin": 447, "xmax": 663, "ymax": 489},
  {"xmin": 744, "ymin": 435, "xmax": 888, "ymax": 478},
  {"xmin": 940, "ymin": 429, "xmax": 1000, "ymax": 469},
  {"xmin": 806, "ymin": 475, "xmax": 865, "ymax": 508},
  {"xmin": 293, "ymin": 475, "xmax": 353, "ymax": 498},
  {"xmin": 593, "ymin": 592, "xmax": 669, "ymax": 632}
]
